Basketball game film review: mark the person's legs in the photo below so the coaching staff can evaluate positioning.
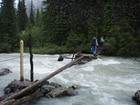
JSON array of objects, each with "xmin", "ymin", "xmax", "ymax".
[{"xmin": 92, "ymin": 46, "xmax": 97, "ymax": 55}]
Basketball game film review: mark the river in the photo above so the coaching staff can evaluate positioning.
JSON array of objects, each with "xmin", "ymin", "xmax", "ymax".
[{"xmin": 0, "ymin": 53, "xmax": 140, "ymax": 105}]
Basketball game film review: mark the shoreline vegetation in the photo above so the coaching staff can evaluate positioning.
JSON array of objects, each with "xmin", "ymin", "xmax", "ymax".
[{"xmin": 0, "ymin": 0, "xmax": 140, "ymax": 57}]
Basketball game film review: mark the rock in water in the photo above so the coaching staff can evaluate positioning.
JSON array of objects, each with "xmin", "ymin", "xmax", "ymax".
[
  {"xmin": 46, "ymin": 87, "xmax": 78, "ymax": 98},
  {"xmin": 4, "ymin": 79, "xmax": 34, "ymax": 94},
  {"xmin": 0, "ymin": 68, "xmax": 12, "ymax": 76},
  {"xmin": 132, "ymin": 90, "xmax": 140, "ymax": 105},
  {"xmin": 58, "ymin": 55, "xmax": 64, "ymax": 61}
]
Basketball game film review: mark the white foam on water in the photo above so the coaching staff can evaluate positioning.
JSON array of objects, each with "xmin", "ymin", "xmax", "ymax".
[
  {"xmin": 92, "ymin": 58, "xmax": 121, "ymax": 66},
  {"xmin": 0, "ymin": 53, "xmax": 140, "ymax": 105}
]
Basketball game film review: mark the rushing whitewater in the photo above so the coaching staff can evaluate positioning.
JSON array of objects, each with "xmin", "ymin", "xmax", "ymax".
[{"xmin": 0, "ymin": 53, "xmax": 140, "ymax": 105}]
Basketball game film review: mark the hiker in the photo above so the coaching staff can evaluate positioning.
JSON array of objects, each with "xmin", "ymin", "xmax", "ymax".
[{"xmin": 91, "ymin": 37, "xmax": 98, "ymax": 56}]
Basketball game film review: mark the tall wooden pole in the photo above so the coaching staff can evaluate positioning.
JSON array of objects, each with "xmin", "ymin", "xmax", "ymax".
[
  {"xmin": 2, "ymin": 56, "xmax": 84, "ymax": 102},
  {"xmin": 29, "ymin": 34, "xmax": 34, "ymax": 82},
  {"xmin": 20, "ymin": 40, "xmax": 24, "ymax": 81}
]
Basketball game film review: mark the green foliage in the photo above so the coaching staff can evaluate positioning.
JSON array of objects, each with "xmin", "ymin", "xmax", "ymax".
[
  {"xmin": 29, "ymin": 0, "xmax": 35, "ymax": 25},
  {"xmin": 103, "ymin": 37, "xmax": 117, "ymax": 55},
  {"xmin": 17, "ymin": 0, "xmax": 28, "ymax": 31},
  {"xmin": 0, "ymin": 43, "xmax": 12, "ymax": 53},
  {"xmin": 0, "ymin": 0, "xmax": 19, "ymax": 52},
  {"xmin": 0, "ymin": 0, "xmax": 139, "ymax": 57},
  {"xmin": 30, "ymin": 44, "xmax": 68, "ymax": 54},
  {"xmin": 66, "ymin": 30, "xmax": 85, "ymax": 52}
]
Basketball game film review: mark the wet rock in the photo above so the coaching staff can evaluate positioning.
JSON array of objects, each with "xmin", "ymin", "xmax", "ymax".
[
  {"xmin": 132, "ymin": 90, "xmax": 140, "ymax": 105},
  {"xmin": 58, "ymin": 55, "xmax": 64, "ymax": 61},
  {"xmin": 40, "ymin": 85, "xmax": 56, "ymax": 93},
  {"xmin": 46, "ymin": 87, "xmax": 78, "ymax": 98},
  {"xmin": 40, "ymin": 81, "xmax": 63, "ymax": 93},
  {"xmin": 39, "ymin": 81, "xmax": 79, "ymax": 98},
  {"xmin": 3, "ymin": 79, "xmax": 80, "ymax": 100},
  {"xmin": 0, "ymin": 68, "xmax": 12, "ymax": 76},
  {"xmin": 71, "ymin": 84, "xmax": 81, "ymax": 89},
  {"xmin": 4, "ymin": 79, "xmax": 34, "ymax": 94},
  {"xmin": 49, "ymin": 82, "xmax": 62, "ymax": 88}
]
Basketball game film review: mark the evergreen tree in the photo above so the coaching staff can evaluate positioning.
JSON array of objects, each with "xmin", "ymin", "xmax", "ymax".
[
  {"xmin": 35, "ymin": 8, "xmax": 40, "ymax": 26},
  {"xmin": 17, "ymin": 0, "xmax": 28, "ymax": 31},
  {"xmin": 42, "ymin": 0, "xmax": 140, "ymax": 56},
  {"xmin": 0, "ymin": 0, "xmax": 19, "ymax": 52},
  {"xmin": 30, "ymin": 0, "xmax": 35, "ymax": 25},
  {"xmin": 42, "ymin": 0, "xmax": 71, "ymax": 45}
]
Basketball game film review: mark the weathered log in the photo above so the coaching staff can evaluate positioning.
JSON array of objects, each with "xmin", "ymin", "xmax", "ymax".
[
  {"xmin": 0, "ymin": 92, "xmax": 44, "ymax": 105},
  {"xmin": 1, "ymin": 56, "xmax": 84, "ymax": 102}
]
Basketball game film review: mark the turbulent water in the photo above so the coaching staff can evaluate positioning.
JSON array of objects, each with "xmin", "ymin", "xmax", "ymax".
[{"xmin": 0, "ymin": 53, "xmax": 140, "ymax": 105}]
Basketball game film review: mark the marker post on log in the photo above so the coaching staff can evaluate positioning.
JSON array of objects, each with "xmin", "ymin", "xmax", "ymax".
[
  {"xmin": 29, "ymin": 34, "xmax": 34, "ymax": 82},
  {"xmin": 20, "ymin": 40, "xmax": 24, "ymax": 81}
]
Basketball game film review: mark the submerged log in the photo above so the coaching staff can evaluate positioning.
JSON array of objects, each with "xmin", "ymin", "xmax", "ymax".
[{"xmin": 1, "ymin": 56, "xmax": 84, "ymax": 102}]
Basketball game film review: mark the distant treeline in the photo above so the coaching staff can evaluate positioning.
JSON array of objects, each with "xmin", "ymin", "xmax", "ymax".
[{"xmin": 0, "ymin": 0, "xmax": 140, "ymax": 57}]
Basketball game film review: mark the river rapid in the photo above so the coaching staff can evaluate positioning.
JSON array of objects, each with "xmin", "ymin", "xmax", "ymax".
[{"xmin": 0, "ymin": 53, "xmax": 140, "ymax": 105}]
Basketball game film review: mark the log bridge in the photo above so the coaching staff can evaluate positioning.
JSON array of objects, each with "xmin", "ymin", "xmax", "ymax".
[{"xmin": 0, "ymin": 54, "xmax": 97, "ymax": 105}]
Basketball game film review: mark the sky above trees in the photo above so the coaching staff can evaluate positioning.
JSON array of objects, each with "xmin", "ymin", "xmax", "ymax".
[{"xmin": 0, "ymin": 0, "xmax": 43, "ymax": 9}]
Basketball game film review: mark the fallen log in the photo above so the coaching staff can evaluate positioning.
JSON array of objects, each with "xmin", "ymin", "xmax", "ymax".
[
  {"xmin": 1, "ymin": 92, "xmax": 44, "ymax": 105},
  {"xmin": 1, "ymin": 56, "xmax": 84, "ymax": 102}
]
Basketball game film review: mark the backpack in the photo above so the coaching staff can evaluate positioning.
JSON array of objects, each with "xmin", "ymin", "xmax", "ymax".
[{"xmin": 92, "ymin": 39, "xmax": 96, "ymax": 46}]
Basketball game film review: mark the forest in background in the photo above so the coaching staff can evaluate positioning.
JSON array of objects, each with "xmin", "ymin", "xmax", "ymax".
[{"xmin": 0, "ymin": 0, "xmax": 140, "ymax": 57}]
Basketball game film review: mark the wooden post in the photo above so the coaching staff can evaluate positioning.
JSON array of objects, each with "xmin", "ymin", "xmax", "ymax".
[
  {"xmin": 20, "ymin": 40, "xmax": 24, "ymax": 81},
  {"xmin": 2, "ymin": 56, "xmax": 84, "ymax": 102},
  {"xmin": 29, "ymin": 34, "xmax": 34, "ymax": 82}
]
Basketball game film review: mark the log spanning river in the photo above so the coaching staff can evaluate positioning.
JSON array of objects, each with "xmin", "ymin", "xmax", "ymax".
[{"xmin": 0, "ymin": 53, "xmax": 140, "ymax": 105}]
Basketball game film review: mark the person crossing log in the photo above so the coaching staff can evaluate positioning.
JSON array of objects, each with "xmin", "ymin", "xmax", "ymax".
[{"xmin": 1, "ymin": 56, "xmax": 84, "ymax": 102}]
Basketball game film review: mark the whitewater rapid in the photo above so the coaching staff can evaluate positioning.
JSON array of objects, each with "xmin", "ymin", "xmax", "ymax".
[{"xmin": 0, "ymin": 53, "xmax": 140, "ymax": 105}]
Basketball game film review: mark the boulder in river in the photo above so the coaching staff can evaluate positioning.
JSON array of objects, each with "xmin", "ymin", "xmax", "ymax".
[
  {"xmin": 4, "ymin": 79, "xmax": 34, "ymax": 94},
  {"xmin": 40, "ymin": 81, "xmax": 79, "ymax": 98},
  {"xmin": 58, "ymin": 55, "xmax": 64, "ymax": 61},
  {"xmin": 3, "ymin": 80, "xmax": 80, "ymax": 98},
  {"xmin": 46, "ymin": 87, "xmax": 78, "ymax": 98},
  {"xmin": 132, "ymin": 90, "xmax": 140, "ymax": 105},
  {"xmin": 0, "ymin": 68, "xmax": 12, "ymax": 76}
]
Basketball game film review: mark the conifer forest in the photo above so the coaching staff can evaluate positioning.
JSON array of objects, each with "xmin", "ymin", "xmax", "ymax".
[{"xmin": 0, "ymin": 0, "xmax": 140, "ymax": 57}]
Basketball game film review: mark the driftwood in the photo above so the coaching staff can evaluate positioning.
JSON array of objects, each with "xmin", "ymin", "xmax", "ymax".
[
  {"xmin": 1, "ymin": 92, "xmax": 44, "ymax": 105},
  {"xmin": 1, "ymin": 56, "xmax": 84, "ymax": 102}
]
